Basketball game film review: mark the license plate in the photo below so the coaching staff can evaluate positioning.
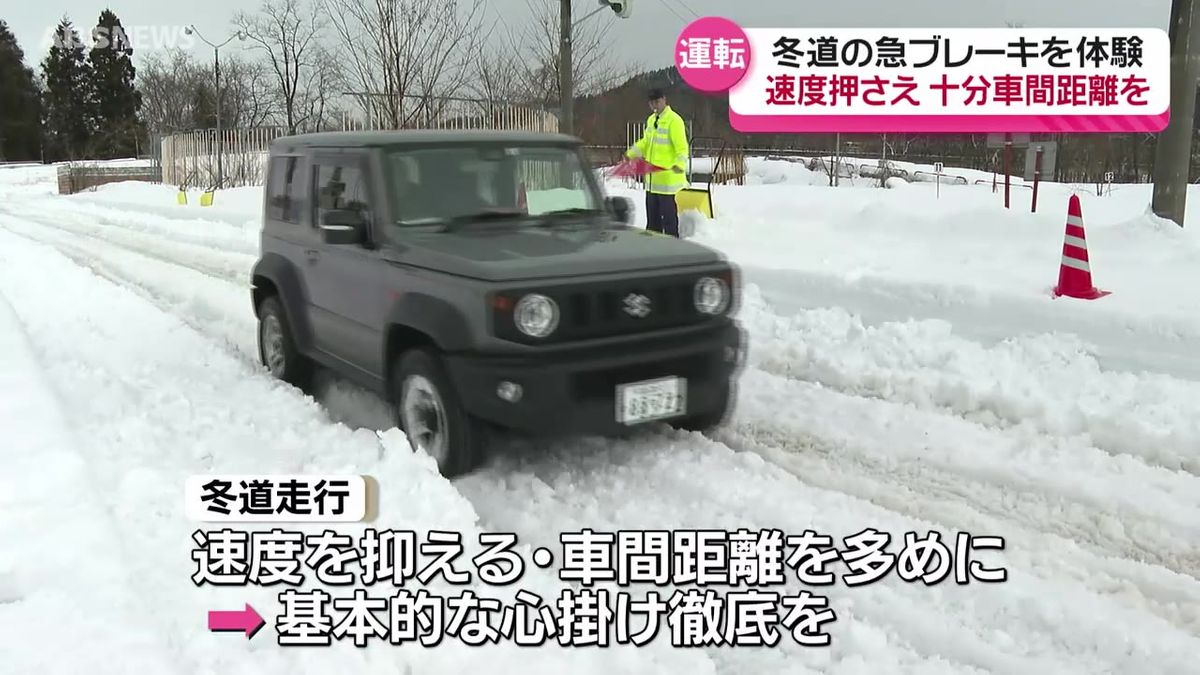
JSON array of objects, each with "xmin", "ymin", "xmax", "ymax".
[{"xmin": 616, "ymin": 376, "xmax": 687, "ymax": 425}]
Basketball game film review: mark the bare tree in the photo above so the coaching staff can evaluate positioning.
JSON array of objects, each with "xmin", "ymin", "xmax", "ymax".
[
  {"xmin": 323, "ymin": 0, "xmax": 486, "ymax": 128},
  {"xmin": 139, "ymin": 47, "xmax": 277, "ymax": 132},
  {"xmin": 138, "ymin": 48, "xmax": 208, "ymax": 133},
  {"xmin": 467, "ymin": 36, "xmax": 524, "ymax": 108},
  {"xmin": 499, "ymin": 0, "xmax": 639, "ymax": 108},
  {"xmin": 235, "ymin": 0, "xmax": 340, "ymax": 133},
  {"xmin": 218, "ymin": 55, "xmax": 277, "ymax": 128}
]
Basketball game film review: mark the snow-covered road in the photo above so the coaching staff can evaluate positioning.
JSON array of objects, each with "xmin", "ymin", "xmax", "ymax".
[{"xmin": 1, "ymin": 164, "xmax": 1198, "ymax": 673}]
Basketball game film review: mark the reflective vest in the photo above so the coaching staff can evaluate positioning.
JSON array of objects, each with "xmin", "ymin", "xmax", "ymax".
[{"xmin": 626, "ymin": 106, "xmax": 689, "ymax": 195}]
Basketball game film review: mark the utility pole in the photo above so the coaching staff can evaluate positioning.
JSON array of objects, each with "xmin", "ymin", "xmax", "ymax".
[
  {"xmin": 214, "ymin": 45, "xmax": 223, "ymax": 187},
  {"xmin": 559, "ymin": 1, "xmax": 633, "ymax": 138},
  {"xmin": 560, "ymin": 0, "xmax": 573, "ymax": 137},
  {"xmin": 184, "ymin": 26, "xmax": 244, "ymax": 189},
  {"xmin": 1152, "ymin": 0, "xmax": 1200, "ymax": 227}
]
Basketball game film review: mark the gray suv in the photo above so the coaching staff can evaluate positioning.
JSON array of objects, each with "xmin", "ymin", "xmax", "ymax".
[{"xmin": 250, "ymin": 130, "xmax": 744, "ymax": 477}]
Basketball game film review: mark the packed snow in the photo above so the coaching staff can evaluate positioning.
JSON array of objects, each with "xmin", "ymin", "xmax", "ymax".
[{"xmin": 0, "ymin": 156, "xmax": 1197, "ymax": 674}]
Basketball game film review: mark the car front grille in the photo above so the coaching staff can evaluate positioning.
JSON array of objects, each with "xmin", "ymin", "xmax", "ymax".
[
  {"xmin": 490, "ymin": 267, "xmax": 734, "ymax": 345},
  {"xmin": 559, "ymin": 274, "xmax": 709, "ymax": 340}
]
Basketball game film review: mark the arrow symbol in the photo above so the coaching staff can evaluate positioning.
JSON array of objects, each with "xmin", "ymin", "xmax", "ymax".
[{"xmin": 207, "ymin": 603, "xmax": 265, "ymax": 640}]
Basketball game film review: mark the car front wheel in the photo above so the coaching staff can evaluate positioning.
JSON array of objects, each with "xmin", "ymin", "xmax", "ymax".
[
  {"xmin": 392, "ymin": 349, "xmax": 485, "ymax": 478},
  {"xmin": 257, "ymin": 295, "xmax": 312, "ymax": 391}
]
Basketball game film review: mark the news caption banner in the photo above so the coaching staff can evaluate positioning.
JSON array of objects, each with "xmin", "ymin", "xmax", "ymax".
[
  {"xmin": 188, "ymin": 475, "xmax": 1009, "ymax": 647},
  {"xmin": 673, "ymin": 17, "xmax": 1170, "ymax": 133}
]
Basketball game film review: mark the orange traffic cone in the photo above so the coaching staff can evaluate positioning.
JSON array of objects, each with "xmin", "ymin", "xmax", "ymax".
[{"xmin": 1053, "ymin": 195, "xmax": 1110, "ymax": 300}]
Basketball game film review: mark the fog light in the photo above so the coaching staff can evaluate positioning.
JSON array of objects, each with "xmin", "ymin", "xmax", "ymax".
[{"xmin": 497, "ymin": 381, "xmax": 523, "ymax": 403}]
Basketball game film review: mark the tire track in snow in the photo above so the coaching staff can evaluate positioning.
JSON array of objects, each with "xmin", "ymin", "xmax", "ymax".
[
  {"xmin": 750, "ymin": 348, "xmax": 1200, "ymax": 480},
  {"xmin": 0, "ymin": 201, "xmax": 253, "ymax": 286},
  {"xmin": 459, "ymin": 428, "xmax": 1200, "ymax": 673},
  {"xmin": 0, "ymin": 210, "xmax": 399, "ymax": 434},
  {"xmin": 701, "ymin": 420, "xmax": 1200, "ymax": 634},
  {"xmin": 713, "ymin": 369, "xmax": 1200, "ymax": 584},
  {"xmin": 2, "ymin": 195, "xmax": 259, "ymax": 257}
]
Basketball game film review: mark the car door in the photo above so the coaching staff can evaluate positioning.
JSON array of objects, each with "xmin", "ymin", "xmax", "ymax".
[
  {"xmin": 305, "ymin": 150, "xmax": 389, "ymax": 385},
  {"xmin": 262, "ymin": 152, "xmax": 322, "ymax": 349}
]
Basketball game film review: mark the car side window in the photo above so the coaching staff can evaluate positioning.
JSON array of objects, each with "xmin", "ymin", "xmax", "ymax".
[
  {"xmin": 312, "ymin": 160, "xmax": 371, "ymax": 228},
  {"xmin": 266, "ymin": 155, "xmax": 304, "ymax": 223}
]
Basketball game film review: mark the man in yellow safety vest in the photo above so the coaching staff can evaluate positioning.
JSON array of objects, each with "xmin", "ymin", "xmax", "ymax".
[{"xmin": 625, "ymin": 88, "xmax": 689, "ymax": 237}]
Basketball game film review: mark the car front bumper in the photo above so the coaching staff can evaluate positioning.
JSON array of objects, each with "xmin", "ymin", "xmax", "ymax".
[{"xmin": 444, "ymin": 321, "xmax": 745, "ymax": 436}]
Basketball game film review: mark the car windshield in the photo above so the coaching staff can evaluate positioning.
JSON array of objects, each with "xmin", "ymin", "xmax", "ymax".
[{"xmin": 385, "ymin": 144, "xmax": 603, "ymax": 226}]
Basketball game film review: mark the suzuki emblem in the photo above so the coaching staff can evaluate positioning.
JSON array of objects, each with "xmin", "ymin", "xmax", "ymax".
[{"xmin": 623, "ymin": 293, "xmax": 652, "ymax": 318}]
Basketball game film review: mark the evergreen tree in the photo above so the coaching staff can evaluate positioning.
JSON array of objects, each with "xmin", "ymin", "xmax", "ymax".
[
  {"xmin": 190, "ymin": 80, "xmax": 217, "ymax": 130},
  {"xmin": 41, "ymin": 17, "xmax": 94, "ymax": 160},
  {"xmin": 88, "ymin": 9, "xmax": 143, "ymax": 158},
  {"xmin": 0, "ymin": 20, "xmax": 43, "ymax": 161}
]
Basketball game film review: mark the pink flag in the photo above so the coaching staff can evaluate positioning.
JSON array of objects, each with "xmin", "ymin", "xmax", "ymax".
[{"xmin": 606, "ymin": 158, "xmax": 666, "ymax": 178}]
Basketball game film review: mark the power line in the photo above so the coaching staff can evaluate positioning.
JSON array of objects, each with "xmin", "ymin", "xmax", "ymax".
[
  {"xmin": 665, "ymin": 0, "xmax": 700, "ymax": 20},
  {"xmin": 660, "ymin": 0, "xmax": 690, "ymax": 24}
]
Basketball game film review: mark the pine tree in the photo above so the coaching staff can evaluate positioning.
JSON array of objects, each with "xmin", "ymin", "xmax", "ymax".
[
  {"xmin": 191, "ymin": 80, "xmax": 217, "ymax": 130},
  {"xmin": 41, "ymin": 17, "xmax": 94, "ymax": 161},
  {"xmin": 0, "ymin": 20, "xmax": 44, "ymax": 161},
  {"xmin": 88, "ymin": 9, "xmax": 143, "ymax": 158}
]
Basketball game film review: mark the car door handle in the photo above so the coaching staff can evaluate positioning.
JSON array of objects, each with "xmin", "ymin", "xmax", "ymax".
[{"xmin": 305, "ymin": 249, "xmax": 320, "ymax": 263}]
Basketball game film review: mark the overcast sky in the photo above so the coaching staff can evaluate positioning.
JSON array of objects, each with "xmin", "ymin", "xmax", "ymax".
[{"xmin": 5, "ymin": 0, "xmax": 1175, "ymax": 71}]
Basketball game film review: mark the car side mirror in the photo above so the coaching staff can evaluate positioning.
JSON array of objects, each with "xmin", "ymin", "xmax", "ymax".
[
  {"xmin": 605, "ymin": 196, "xmax": 634, "ymax": 225},
  {"xmin": 320, "ymin": 209, "xmax": 366, "ymax": 245}
]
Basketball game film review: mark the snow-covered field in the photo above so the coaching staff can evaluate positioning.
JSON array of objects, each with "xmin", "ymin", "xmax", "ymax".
[{"xmin": 1, "ymin": 157, "xmax": 1198, "ymax": 674}]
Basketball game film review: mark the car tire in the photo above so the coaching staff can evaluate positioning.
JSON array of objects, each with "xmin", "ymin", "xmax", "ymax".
[
  {"xmin": 392, "ymin": 348, "xmax": 485, "ymax": 478},
  {"xmin": 257, "ymin": 295, "xmax": 313, "ymax": 391},
  {"xmin": 670, "ymin": 382, "xmax": 733, "ymax": 433}
]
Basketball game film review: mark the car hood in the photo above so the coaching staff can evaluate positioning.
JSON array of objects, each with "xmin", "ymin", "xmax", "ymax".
[{"xmin": 385, "ymin": 222, "xmax": 724, "ymax": 281}]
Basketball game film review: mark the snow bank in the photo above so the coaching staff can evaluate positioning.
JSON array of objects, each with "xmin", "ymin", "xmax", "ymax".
[
  {"xmin": 74, "ymin": 180, "xmax": 264, "ymax": 219},
  {"xmin": 0, "ymin": 163, "xmax": 59, "ymax": 198},
  {"xmin": 738, "ymin": 283, "xmax": 1200, "ymax": 475},
  {"xmin": 743, "ymin": 157, "xmax": 828, "ymax": 187}
]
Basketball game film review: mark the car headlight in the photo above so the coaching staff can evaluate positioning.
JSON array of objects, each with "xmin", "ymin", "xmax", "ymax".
[
  {"xmin": 513, "ymin": 293, "xmax": 559, "ymax": 337},
  {"xmin": 693, "ymin": 276, "xmax": 730, "ymax": 315}
]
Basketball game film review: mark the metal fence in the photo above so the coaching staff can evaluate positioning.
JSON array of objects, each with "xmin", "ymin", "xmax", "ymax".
[
  {"xmin": 342, "ymin": 95, "xmax": 559, "ymax": 134},
  {"xmin": 158, "ymin": 96, "xmax": 560, "ymax": 189},
  {"xmin": 160, "ymin": 126, "xmax": 285, "ymax": 189}
]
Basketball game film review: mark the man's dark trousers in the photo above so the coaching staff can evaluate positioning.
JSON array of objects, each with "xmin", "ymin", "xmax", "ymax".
[{"xmin": 645, "ymin": 191, "xmax": 680, "ymax": 237}]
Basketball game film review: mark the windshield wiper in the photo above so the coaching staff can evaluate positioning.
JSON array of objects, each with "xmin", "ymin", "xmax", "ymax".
[
  {"xmin": 540, "ymin": 207, "xmax": 602, "ymax": 216},
  {"xmin": 529, "ymin": 207, "xmax": 604, "ymax": 225},
  {"xmin": 437, "ymin": 208, "xmax": 528, "ymax": 231}
]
